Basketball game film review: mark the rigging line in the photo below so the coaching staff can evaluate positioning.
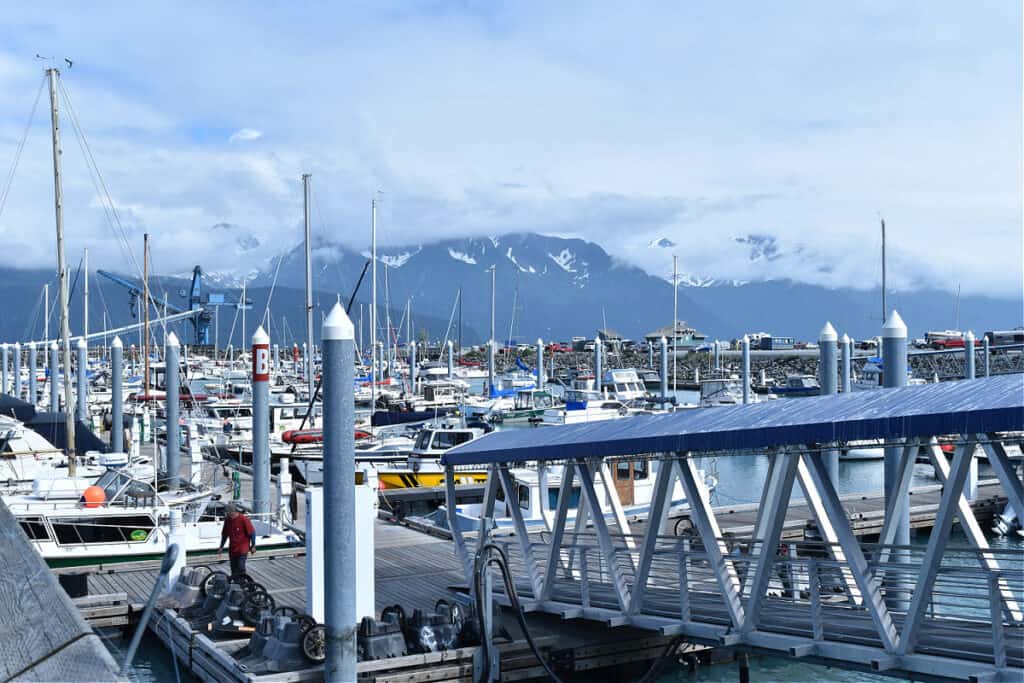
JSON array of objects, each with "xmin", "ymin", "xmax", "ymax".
[
  {"xmin": 57, "ymin": 80, "xmax": 145, "ymax": 281},
  {"xmin": 0, "ymin": 75, "xmax": 45, "ymax": 222},
  {"xmin": 262, "ymin": 249, "xmax": 287, "ymax": 326},
  {"xmin": 21, "ymin": 287, "xmax": 45, "ymax": 342}
]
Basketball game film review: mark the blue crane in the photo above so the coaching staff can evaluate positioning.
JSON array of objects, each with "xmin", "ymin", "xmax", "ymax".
[{"xmin": 97, "ymin": 266, "xmax": 251, "ymax": 345}]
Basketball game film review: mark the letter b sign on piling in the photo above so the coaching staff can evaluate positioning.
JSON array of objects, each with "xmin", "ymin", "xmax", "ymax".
[{"xmin": 253, "ymin": 344, "xmax": 270, "ymax": 382}]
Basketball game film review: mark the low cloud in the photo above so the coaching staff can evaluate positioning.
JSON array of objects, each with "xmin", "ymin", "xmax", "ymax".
[{"xmin": 229, "ymin": 128, "xmax": 263, "ymax": 143}]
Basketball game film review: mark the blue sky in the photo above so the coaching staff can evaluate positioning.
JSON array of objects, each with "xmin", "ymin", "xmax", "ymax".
[{"xmin": 0, "ymin": 2, "xmax": 1020, "ymax": 297}]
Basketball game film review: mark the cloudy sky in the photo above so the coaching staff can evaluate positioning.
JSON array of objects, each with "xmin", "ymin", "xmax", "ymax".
[{"xmin": 0, "ymin": 2, "xmax": 1020, "ymax": 297}]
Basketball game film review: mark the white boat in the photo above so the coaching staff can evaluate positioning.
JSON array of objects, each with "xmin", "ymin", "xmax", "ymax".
[
  {"xmin": 539, "ymin": 389, "xmax": 632, "ymax": 425},
  {"xmin": 6, "ymin": 468, "xmax": 299, "ymax": 568},
  {"xmin": 699, "ymin": 374, "xmax": 773, "ymax": 408},
  {"xmin": 600, "ymin": 369, "xmax": 649, "ymax": 403}
]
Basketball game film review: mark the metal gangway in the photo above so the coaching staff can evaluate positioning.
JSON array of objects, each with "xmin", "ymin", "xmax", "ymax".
[{"xmin": 443, "ymin": 375, "xmax": 1024, "ymax": 682}]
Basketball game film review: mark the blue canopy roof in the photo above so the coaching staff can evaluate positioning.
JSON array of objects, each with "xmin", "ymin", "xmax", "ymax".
[{"xmin": 442, "ymin": 374, "xmax": 1024, "ymax": 465}]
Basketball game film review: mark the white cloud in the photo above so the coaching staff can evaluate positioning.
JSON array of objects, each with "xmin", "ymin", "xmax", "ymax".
[
  {"xmin": 229, "ymin": 128, "xmax": 263, "ymax": 143},
  {"xmin": 0, "ymin": 3, "xmax": 1018, "ymax": 299}
]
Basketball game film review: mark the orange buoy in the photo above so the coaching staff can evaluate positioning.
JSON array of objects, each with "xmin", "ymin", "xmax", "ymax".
[{"xmin": 82, "ymin": 485, "xmax": 106, "ymax": 508}]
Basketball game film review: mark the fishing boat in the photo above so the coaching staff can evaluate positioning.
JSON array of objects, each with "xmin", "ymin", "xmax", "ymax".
[
  {"xmin": 600, "ymin": 369, "xmax": 649, "ymax": 403},
  {"xmin": 375, "ymin": 424, "xmax": 489, "ymax": 489},
  {"xmin": 484, "ymin": 389, "xmax": 557, "ymax": 423},
  {"xmin": 698, "ymin": 374, "xmax": 772, "ymax": 407},
  {"xmin": 6, "ymin": 468, "xmax": 299, "ymax": 568},
  {"xmin": 537, "ymin": 389, "xmax": 632, "ymax": 425},
  {"xmin": 772, "ymin": 374, "xmax": 821, "ymax": 398}
]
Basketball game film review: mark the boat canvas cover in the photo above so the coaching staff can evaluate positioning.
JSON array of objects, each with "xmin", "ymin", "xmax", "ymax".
[
  {"xmin": 442, "ymin": 374, "xmax": 1024, "ymax": 465},
  {"xmin": 0, "ymin": 393, "xmax": 37, "ymax": 423},
  {"xmin": 28, "ymin": 412, "xmax": 110, "ymax": 454}
]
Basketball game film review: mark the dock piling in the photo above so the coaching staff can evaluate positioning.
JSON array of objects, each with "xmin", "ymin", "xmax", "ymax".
[
  {"xmin": 713, "ymin": 339, "xmax": 720, "ymax": 370},
  {"xmin": 13, "ymin": 342, "xmax": 21, "ymax": 399},
  {"xmin": 660, "ymin": 337, "xmax": 668, "ymax": 398},
  {"xmin": 28, "ymin": 342, "xmax": 37, "ymax": 407},
  {"xmin": 487, "ymin": 340, "xmax": 495, "ymax": 397},
  {"xmin": 447, "ymin": 340, "xmax": 454, "ymax": 379},
  {"xmin": 165, "ymin": 333, "xmax": 180, "ymax": 490},
  {"xmin": 111, "ymin": 337, "xmax": 123, "ymax": 453},
  {"xmin": 840, "ymin": 333, "xmax": 851, "ymax": 393},
  {"xmin": 75, "ymin": 337, "xmax": 87, "ymax": 423},
  {"xmin": 882, "ymin": 310, "xmax": 909, "ymax": 610},
  {"xmin": 49, "ymin": 341, "xmax": 59, "ymax": 410},
  {"xmin": 322, "ymin": 302, "xmax": 357, "ymax": 682},
  {"xmin": 536, "ymin": 338, "xmax": 544, "ymax": 390},
  {"xmin": 594, "ymin": 336, "xmax": 602, "ymax": 394},
  {"xmin": 409, "ymin": 341, "xmax": 417, "ymax": 395},
  {"xmin": 741, "ymin": 335, "xmax": 750, "ymax": 405},
  {"xmin": 820, "ymin": 322, "xmax": 839, "ymax": 483},
  {"xmin": 965, "ymin": 330, "xmax": 976, "ymax": 380},
  {"xmin": 251, "ymin": 326, "xmax": 270, "ymax": 517}
]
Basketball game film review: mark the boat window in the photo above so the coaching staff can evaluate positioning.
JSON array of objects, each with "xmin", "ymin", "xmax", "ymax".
[
  {"xmin": 414, "ymin": 431, "xmax": 433, "ymax": 450},
  {"xmin": 518, "ymin": 484, "xmax": 530, "ymax": 510},
  {"xmin": 548, "ymin": 486, "xmax": 581, "ymax": 510},
  {"xmin": 616, "ymin": 461, "xmax": 631, "ymax": 480},
  {"xmin": 18, "ymin": 516, "xmax": 50, "ymax": 540},
  {"xmin": 51, "ymin": 515, "xmax": 155, "ymax": 545},
  {"xmin": 433, "ymin": 431, "xmax": 473, "ymax": 450},
  {"xmin": 601, "ymin": 403, "xmax": 621, "ymax": 410},
  {"xmin": 633, "ymin": 460, "xmax": 648, "ymax": 480}
]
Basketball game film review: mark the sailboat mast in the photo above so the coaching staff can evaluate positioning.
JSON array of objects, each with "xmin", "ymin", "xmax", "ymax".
[
  {"xmin": 672, "ymin": 254, "xmax": 678, "ymax": 388},
  {"xmin": 83, "ymin": 247, "xmax": 89, "ymax": 339},
  {"xmin": 370, "ymin": 197, "xmax": 377, "ymax": 413},
  {"xmin": 43, "ymin": 284, "xmax": 48, "ymax": 342},
  {"xmin": 47, "ymin": 68, "xmax": 76, "ymax": 470},
  {"xmin": 457, "ymin": 286, "xmax": 462, "ymax": 357},
  {"xmin": 302, "ymin": 174, "xmax": 314, "ymax": 399},
  {"xmin": 881, "ymin": 217, "xmax": 887, "ymax": 321},
  {"xmin": 489, "ymin": 266, "xmax": 496, "ymax": 344},
  {"xmin": 143, "ymin": 234, "xmax": 150, "ymax": 398}
]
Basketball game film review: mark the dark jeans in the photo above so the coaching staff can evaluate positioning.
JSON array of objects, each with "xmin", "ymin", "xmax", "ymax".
[{"xmin": 229, "ymin": 553, "xmax": 248, "ymax": 577}]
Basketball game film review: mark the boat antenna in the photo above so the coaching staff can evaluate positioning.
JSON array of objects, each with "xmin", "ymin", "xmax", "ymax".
[{"xmin": 880, "ymin": 215, "xmax": 887, "ymax": 322}]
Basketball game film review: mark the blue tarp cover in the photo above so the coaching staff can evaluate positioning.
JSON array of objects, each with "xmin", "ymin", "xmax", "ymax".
[{"xmin": 442, "ymin": 374, "xmax": 1024, "ymax": 465}]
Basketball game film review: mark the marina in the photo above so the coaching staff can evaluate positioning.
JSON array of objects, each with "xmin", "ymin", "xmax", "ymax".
[{"xmin": 0, "ymin": 7, "xmax": 1021, "ymax": 683}]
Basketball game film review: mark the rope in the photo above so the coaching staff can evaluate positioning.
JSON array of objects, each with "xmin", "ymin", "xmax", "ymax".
[{"xmin": 0, "ymin": 74, "xmax": 45, "ymax": 224}]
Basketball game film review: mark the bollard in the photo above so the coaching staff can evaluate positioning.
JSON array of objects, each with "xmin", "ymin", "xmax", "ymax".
[
  {"xmin": 660, "ymin": 336, "xmax": 668, "ymax": 399},
  {"xmin": 536, "ymin": 338, "xmax": 544, "ymax": 391},
  {"xmin": 76, "ymin": 338, "xmax": 87, "ymax": 423},
  {"xmin": 321, "ymin": 303, "xmax": 357, "ymax": 682},
  {"xmin": 447, "ymin": 340, "xmax": 454, "ymax": 380},
  {"xmin": 741, "ymin": 335, "xmax": 750, "ymax": 405},
  {"xmin": 840, "ymin": 333, "xmax": 852, "ymax": 393},
  {"xmin": 49, "ymin": 341, "xmax": 60, "ymax": 411},
  {"xmin": 964, "ymin": 331, "xmax": 975, "ymax": 380},
  {"xmin": 252, "ymin": 326, "xmax": 271, "ymax": 518},
  {"xmin": 882, "ymin": 310, "xmax": 909, "ymax": 610},
  {"xmin": 111, "ymin": 337, "xmax": 124, "ymax": 453},
  {"xmin": 819, "ymin": 322, "xmax": 839, "ymax": 484},
  {"xmin": 28, "ymin": 342, "xmax": 37, "ymax": 407},
  {"xmin": 594, "ymin": 337, "xmax": 602, "ymax": 395},
  {"xmin": 165, "ymin": 333, "xmax": 180, "ymax": 491},
  {"xmin": 487, "ymin": 340, "xmax": 495, "ymax": 397},
  {"xmin": 13, "ymin": 342, "xmax": 21, "ymax": 400}
]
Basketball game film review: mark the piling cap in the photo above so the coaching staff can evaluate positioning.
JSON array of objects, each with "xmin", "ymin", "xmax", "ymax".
[
  {"xmin": 322, "ymin": 302, "xmax": 354, "ymax": 341},
  {"xmin": 660, "ymin": 336, "xmax": 667, "ymax": 345},
  {"xmin": 13, "ymin": 341, "xmax": 19, "ymax": 349},
  {"xmin": 166, "ymin": 331, "xmax": 179, "ymax": 347},
  {"xmin": 594, "ymin": 336, "xmax": 601, "ymax": 344},
  {"xmin": 76, "ymin": 337, "xmax": 86, "ymax": 349},
  {"xmin": 819, "ymin": 322, "xmax": 838, "ymax": 342},
  {"xmin": 882, "ymin": 310, "xmax": 907, "ymax": 338},
  {"xmin": 50, "ymin": 341, "xmax": 58, "ymax": 350},
  {"xmin": 965, "ymin": 330, "xmax": 974, "ymax": 340},
  {"xmin": 742, "ymin": 334, "xmax": 749, "ymax": 345},
  {"xmin": 447, "ymin": 339, "xmax": 454, "ymax": 347},
  {"xmin": 537, "ymin": 338, "xmax": 543, "ymax": 346},
  {"xmin": 251, "ymin": 325, "xmax": 269, "ymax": 345},
  {"xmin": 111, "ymin": 336, "xmax": 123, "ymax": 348},
  {"xmin": 840, "ymin": 333, "xmax": 850, "ymax": 344},
  {"xmin": 409, "ymin": 340, "xmax": 416, "ymax": 349},
  {"xmin": 26, "ymin": 341, "xmax": 34, "ymax": 349}
]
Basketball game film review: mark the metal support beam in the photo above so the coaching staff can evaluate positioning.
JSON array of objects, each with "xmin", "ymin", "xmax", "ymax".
[
  {"xmin": 799, "ymin": 452, "xmax": 898, "ymax": 652},
  {"xmin": 539, "ymin": 463, "xmax": 577, "ymax": 603},
  {"xmin": 898, "ymin": 437, "xmax": 976, "ymax": 655},
  {"xmin": 675, "ymin": 457, "xmax": 745, "ymax": 628},
  {"xmin": 873, "ymin": 438, "xmax": 919, "ymax": 566},
  {"xmin": 576, "ymin": 459, "xmax": 631, "ymax": 610},
  {"xmin": 598, "ymin": 461, "xmax": 636, "ymax": 553},
  {"xmin": 925, "ymin": 438, "xmax": 1022, "ymax": 621},
  {"xmin": 628, "ymin": 455, "xmax": 677, "ymax": 614},
  {"xmin": 497, "ymin": 466, "xmax": 544, "ymax": 598},
  {"xmin": 444, "ymin": 465, "xmax": 473, "ymax": 580},
  {"xmin": 742, "ymin": 450, "xmax": 799, "ymax": 633}
]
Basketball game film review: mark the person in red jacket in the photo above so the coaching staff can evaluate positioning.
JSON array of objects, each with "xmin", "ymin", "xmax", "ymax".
[{"xmin": 218, "ymin": 503, "xmax": 256, "ymax": 577}]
